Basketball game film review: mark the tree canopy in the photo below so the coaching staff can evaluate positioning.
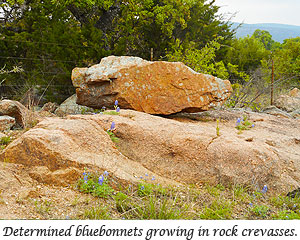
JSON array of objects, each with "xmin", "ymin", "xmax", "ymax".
[{"xmin": 1, "ymin": 0, "xmax": 235, "ymax": 102}]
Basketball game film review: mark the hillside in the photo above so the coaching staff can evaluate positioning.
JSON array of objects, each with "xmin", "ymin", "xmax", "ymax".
[{"xmin": 231, "ymin": 22, "xmax": 300, "ymax": 42}]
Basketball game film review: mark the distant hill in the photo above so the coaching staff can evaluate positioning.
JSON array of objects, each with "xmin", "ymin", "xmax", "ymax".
[{"xmin": 231, "ymin": 22, "xmax": 300, "ymax": 42}]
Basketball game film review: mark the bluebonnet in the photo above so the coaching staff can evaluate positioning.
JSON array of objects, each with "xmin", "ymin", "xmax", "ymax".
[
  {"xmin": 261, "ymin": 185, "xmax": 268, "ymax": 194},
  {"xmin": 98, "ymin": 175, "xmax": 104, "ymax": 185},
  {"xmin": 83, "ymin": 172, "xmax": 88, "ymax": 183},
  {"xmin": 110, "ymin": 122, "xmax": 116, "ymax": 131}
]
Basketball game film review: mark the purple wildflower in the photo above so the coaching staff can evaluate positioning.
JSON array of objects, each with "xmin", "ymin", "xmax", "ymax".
[
  {"xmin": 145, "ymin": 173, "xmax": 149, "ymax": 177},
  {"xmin": 252, "ymin": 124, "xmax": 255, "ymax": 128},
  {"xmin": 110, "ymin": 122, "xmax": 116, "ymax": 131},
  {"xmin": 98, "ymin": 175, "xmax": 104, "ymax": 185},
  {"xmin": 151, "ymin": 176, "xmax": 155, "ymax": 181},
  {"xmin": 103, "ymin": 170, "xmax": 109, "ymax": 176},
  {"xmin": 116, "ymin": 107, "xmax": 120, "ymax": 113},
  {"xmin": 261, "ymin": 185, "xmax": 268, "ymax": 194},
  {"xmin": 249, "ymin": 203, "xmax": 253, "ymax": 207},
  {"xmin": 236, "ymin": 118, "xmax": 241, "ymax": 126},
  {"xmin": 84, "ymin": 175, "xmax": 88, "ymax": 184},
  {"xmin": 140, "ymin": 186, "xmax": 145, "ymax": 190},
  {"xmin": 114, "ymin": 100, "xmax": 118, "ymax": 106}
]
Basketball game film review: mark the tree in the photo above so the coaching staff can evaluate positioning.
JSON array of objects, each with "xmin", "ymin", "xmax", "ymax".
[
  {"xmin": 252, "ymin": 29, "xmax": 278, "ymax": 50},
  {"xmin": 1, "ymin": 0, "xmax": 235, "ymax": 102},
  {"xmin": 262, "ymin": 37, "xmax": 300, "ymax": 87}
]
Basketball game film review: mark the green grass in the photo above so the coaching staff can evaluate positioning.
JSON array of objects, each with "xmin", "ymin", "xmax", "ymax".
[
  {"xmin": 74, "ymin": 171, "xmax": 300, "ymax": 220},
  {"xmin": 103, "ymin": 111, "xmax": 120, "ymax": 115},
  {"xmin": 82, "ymin": 206, "xmax": 111, "ymax": 220}
]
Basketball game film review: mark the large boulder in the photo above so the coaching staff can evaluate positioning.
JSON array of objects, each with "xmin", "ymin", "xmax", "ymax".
[
  {"xmin": 72, "ymin": 56, "xmax": 232, "ymax": 115},
  {"xmin": 274, "ymin": 88, "xmax": 300, "ymax": 112},
  {"xmin": 1, "ymin": 109, "xmax": 299, "ymax": 193}
]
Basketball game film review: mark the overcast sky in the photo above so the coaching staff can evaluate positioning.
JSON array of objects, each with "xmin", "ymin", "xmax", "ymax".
[{"xmin": 214, "ymin": 0, "xmax": 300, "ymax": 26}]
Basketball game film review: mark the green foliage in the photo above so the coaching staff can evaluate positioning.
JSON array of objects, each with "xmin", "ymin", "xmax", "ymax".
[
  {"xmin": 224, "ymin": 35, "xmax": 270, "ymax": 78},
  {"xmin": 270, "ymin": 195, "xmax": 300, "ymax": 209},
  {"xmin": 83, "ymin": 206, "xmax": 111, "ymax": 220},
  {"xmin": 232, "ymin": 184, "xmax": 252, "ymax": 203},
  {"xmin": 132, "ymin": 195, "xmax": 189, "ymax": 220},
  {"xmin": 205, "ymin": 183, "xmax": 225, "ymax": 197},
  {"xmin": 253, "ymin": 29, "xmax": 277, "ymax": 50},
  {"xmin": 34, "ymin": 199, "xmax": 52, "ymax": 215},
  {"xmin": 272, "ymin": 210, "xmax": 300, "ymax": 220},
  {"xmin": 166, "ymin": 37, "xmax": 229, "ymax": 79},
  {"xmin": 114, "ymin": 192, "xmax": 131, "ymax": 213},
  {"xmin": 77, "ymin": 173, "xmax": 114, "ymax": 198},
  {"xmin": 137, "ymin": 182, "xmax": 154, "ymax": 197},
  {"xmin": 0, "ymin": 136, "xmax": 12, "ymax": 145},
  {"xmin": 262, "ymin": 37, "xmax": 300, "ymax": 86},
  {"xmin": 216, "ymin": 118, "xmax": 220, "ymax": 136},
  {"xmin": 103, "ymin": 111, "xmax": 120, "ymax": 115},
  {"xmin": 200, "ymin": 199, "xmax": 233, "ymax": 219},
  {"xmin": 107, "ymin": 131, "xmax": 119, "ymax": 143},
  {"xmin": 249, "ymin": 205, "xmax": 270, "ymax": 218},
  {"xmin": 235, "ymin": 116, "xmax": 254, "ymax": 131},
  {"xmin": 1, "ymin": 0, "xmax": 235, "ymax": 102}
]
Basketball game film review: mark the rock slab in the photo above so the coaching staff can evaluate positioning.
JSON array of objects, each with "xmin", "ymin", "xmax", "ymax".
[
  {"xmin": 1, "ymin": 109, "xmax": 299, "ymax": 193},
  {"xmin": 72, "ymin": 56, "xmax": 232, "ymax": 115}
]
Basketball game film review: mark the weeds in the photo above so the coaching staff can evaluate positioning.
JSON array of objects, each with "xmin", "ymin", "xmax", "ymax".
[
  {"xmin": 235, "ymin": 116, "xmax": 255, "ymax": 131},
  {"xmin": 73, "ymin": 170, "xmax": 300, "ymax": 220},
  {"xmin": 0, "ymin": 136, "xmax": 12, "ymax": 145},
  {"xmin": 82, "ymin": 206, "xmax": 111, "ymax": 220},
  {"xmin": 77, "ymin": 171, "xmax": 114, "ymax": 198},
  {"xmin": 34, "ymin": 199, "xmax": 52, "ymax": 215}
]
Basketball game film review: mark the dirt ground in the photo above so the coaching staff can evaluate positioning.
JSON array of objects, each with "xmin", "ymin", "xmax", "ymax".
[{"xmin": 0, "ymin": 162, "xmax": 117, "ymax": 220}]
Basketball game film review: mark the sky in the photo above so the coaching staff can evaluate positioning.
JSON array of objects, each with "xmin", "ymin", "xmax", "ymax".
[{"xmin": 214, "ymin": 0, "xmax": 300, "ymax": 26}]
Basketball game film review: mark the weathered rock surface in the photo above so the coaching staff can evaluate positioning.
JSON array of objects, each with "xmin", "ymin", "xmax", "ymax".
[
  {"xmin": 0, "ymin": 115, "xmax": 16, "ymax": 132},
  {"xmin": 0, "ymin": 114, "xmax": 175, "ymax": 186},
  {"xmin": 72, "ymin": 56, "xmax": 232, "ymax": 115},
  {"xmin": 263, "ymin": 105, "xmax": 293, "ymax": 118},
  {"xmin": 275, "ymin": 88, "xmax": 300, "ymax": 112},
  {"xmin": 54, "ymin": 94, "xmax": 94, "ymax": 117},
  {"xmin": 0, "ymin": 100, "xmax": 37, "ymax": 127},
  {"xmin": 1, "ymin": 109, "xmax": 299, "ymax": 193}
]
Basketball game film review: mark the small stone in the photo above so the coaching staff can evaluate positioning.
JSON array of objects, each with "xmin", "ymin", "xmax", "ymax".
[{"xmin": 0, "ymin": 116, "xmax": 15, "ymax": 132}]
